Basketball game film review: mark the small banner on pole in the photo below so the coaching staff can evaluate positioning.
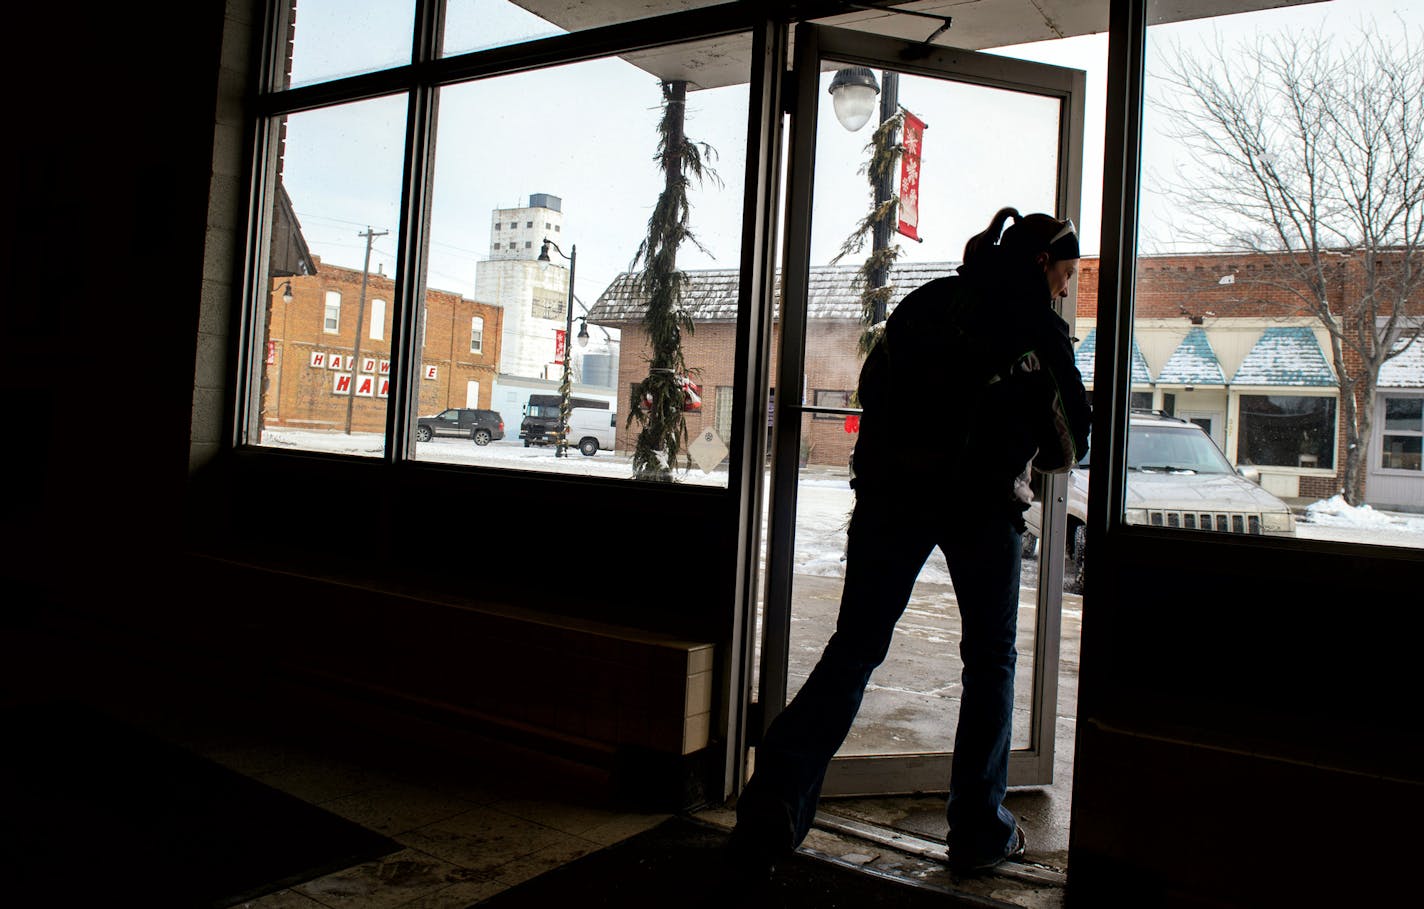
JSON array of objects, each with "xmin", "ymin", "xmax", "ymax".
[
  {"xmin": 897, "ymin": 111, "xmax": 926, "ymax": 242},
  {"xmin": 553, "ymin": 328, "xmax": 567, "ymax": 365}
]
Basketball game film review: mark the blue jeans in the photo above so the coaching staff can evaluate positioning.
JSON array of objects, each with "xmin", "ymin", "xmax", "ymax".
[{"xmin": 736, "ymin": 491, "xmax": 1023, "ymax": 865}]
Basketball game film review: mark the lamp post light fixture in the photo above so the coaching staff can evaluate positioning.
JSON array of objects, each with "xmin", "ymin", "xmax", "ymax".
[
  {"xmin": 537, "ymin": 237, "xmax": 579, "ymax": 458},
  {"xmin": 829, "ymin": 66, "xmax": 900, "ymax": 326},
  {"xmin": 827, "ymin": 66, "xmax": 881, "ymax": 132},
  {"xmin": 272, "ymin": 279, "xmax": 295, "ymax": 424}
]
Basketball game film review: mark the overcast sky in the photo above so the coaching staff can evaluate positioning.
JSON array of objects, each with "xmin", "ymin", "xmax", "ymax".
[{"xmin": 278, "ymin": 0, "xmax": 1421, "ymax": 308}]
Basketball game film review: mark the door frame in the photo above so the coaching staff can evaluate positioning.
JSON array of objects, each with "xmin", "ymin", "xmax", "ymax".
[{"xmin": 757, "ymin": 22, "xmax": 1086, "ymax": 795}]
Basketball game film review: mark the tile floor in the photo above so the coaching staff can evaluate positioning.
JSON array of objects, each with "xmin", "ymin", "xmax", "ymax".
[
  {"xmin": 192, "ymin": 709, "xmax": 1061, "ymax": 909},
  {"xmin": 3, "ymin": 623, "xmax": 1065, "ymax": 909}
]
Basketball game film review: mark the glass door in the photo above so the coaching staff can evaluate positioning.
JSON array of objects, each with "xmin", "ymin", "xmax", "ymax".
[{"xmin": 757, "ymin": 23, "xmax": 1085, "ymax": 796}]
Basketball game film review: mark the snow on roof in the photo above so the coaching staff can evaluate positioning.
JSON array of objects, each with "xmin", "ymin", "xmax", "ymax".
[
  {"xmin": 1156, "ymin": 327, "xmax": 1226, "ymax": 386},
  {"xmin": 586, "ymin": 260, "xmax": 959, "ymax": 324},
  {"xmin": 1379, "ymin": 337, "xmax": 1424, "ymax": 389},
  {"xmin": 1075, "ymin": 328, "xmax": 1153, "ymax": 386},
  {"xmin": 1231, "ymin": 326, "xmax": 1335, "ymax": 386}
]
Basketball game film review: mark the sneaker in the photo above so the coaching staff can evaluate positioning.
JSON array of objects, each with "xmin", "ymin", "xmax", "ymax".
[{"xmin": 949, "ymin": 824, "xmax": 1026, "ymax": 876}]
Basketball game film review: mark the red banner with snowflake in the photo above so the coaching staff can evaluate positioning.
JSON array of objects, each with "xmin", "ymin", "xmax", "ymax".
[{"xmin": 897, "ymin": 111, "xmax": 926, "ymax": 241}]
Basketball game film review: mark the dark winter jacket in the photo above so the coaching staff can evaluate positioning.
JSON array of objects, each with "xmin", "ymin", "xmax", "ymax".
[{"xmin": 850, "ymin": 254, "xmax": 1092, "ymax": 511}]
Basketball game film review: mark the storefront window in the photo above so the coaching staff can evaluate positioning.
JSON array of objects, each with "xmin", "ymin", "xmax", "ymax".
[
  {"xmin": 1125, "ymin": 0, "xmax": 1424, "ymax": 545},
  {"xmin": 1381, "ymin": 397, "xmax": 1423, "ymax": 471},
  {"xmin": 246, "ymin": 0, "xmax": 753, "ymax": 484},
  {"xmin": 413, "ymin": 39, "xmax": 750, "ymax": 485},
  {"xmin": 1237, "ymin": 395, "xmax": 1336, "ymax": 470},
  {"xmin": 811, "ymin": 389, "xmax": 852, "ymax": 420}
]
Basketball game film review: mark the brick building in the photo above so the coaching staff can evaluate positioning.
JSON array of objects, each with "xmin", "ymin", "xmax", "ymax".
[
  {"xmin": 260, "ymin": 257, "xmax": 504, "ymax": 433},
  {"xmin": 590, "ymin": 252, "xmax": 1423, "ymax": 508},
  {"xmin": 589, "ymin": 262, "xmax": 955, "ymax": 471}
]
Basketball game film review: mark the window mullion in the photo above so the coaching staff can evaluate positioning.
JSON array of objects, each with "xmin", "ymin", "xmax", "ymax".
[{"xmin": 385, "ymin": 79, "xmax": 440, "ymax": 464}]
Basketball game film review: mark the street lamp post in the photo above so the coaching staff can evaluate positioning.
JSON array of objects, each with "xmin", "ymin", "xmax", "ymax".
[
  {"xmin": 537, "ymin": 238, "xmax": 588, "ymax": 458},
  {"xmin": 829, "ymin": 66, "xmax": 899, "ymax": 325},
  {"xmin": 273, "ymin": 279, "xmax": 293, "ymax": 424}
]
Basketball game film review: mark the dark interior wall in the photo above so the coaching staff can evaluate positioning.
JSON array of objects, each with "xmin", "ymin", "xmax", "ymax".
[
  {"xmin": 1068, "ymin": 524, "xmax": 1424, "ymax": 906},
  {"xmin": 0, "ymin": 5, "xmax": 225, "ymax": 608}
]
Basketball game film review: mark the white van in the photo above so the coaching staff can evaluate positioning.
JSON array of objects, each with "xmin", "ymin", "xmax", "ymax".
[{"xmin": 568, "ymin": 407, "xmax": 617, "ymax": 457}]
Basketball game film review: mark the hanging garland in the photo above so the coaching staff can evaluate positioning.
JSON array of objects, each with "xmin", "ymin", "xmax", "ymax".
[
  {"xmin": 627, "ymin": 80, "xmax": 720, "ymax": 481},
  {"xmin": 829, "ymin": 109, "xmax": 904, "ymax": 359}
]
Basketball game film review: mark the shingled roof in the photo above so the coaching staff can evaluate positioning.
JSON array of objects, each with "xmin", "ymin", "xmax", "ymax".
[
  {"xmin": 586, "ymin": 260, "xmax": 960, "ymax": 324},
  {"xmin": 1379, "ymin": 337, "xmax": 1424, "ymax": 389},
  {"xmin": 1231, "ymin": 326, "xmax": 1336, "ymax": 386},
  {"xmin": 1157, "ymin": 327, "xmax": 1227, "ymax": 386},
  {"xmin": 1075, "ymin": 328, "xmax": 1153, "ymax": 386}
]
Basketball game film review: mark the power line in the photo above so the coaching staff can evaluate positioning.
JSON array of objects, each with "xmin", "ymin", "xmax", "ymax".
[{"xmin": 294, "ymin": 210, "xmax": 380, "ymax": 229}]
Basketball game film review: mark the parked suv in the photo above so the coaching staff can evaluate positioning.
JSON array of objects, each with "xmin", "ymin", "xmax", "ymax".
[
  {"xmin": 415, "ymin": 408, "xmax": 505, "ymax": 445},
  {"xmin": 1026, "ymin": 411, "xmax": 1296, "ymax": 592}
]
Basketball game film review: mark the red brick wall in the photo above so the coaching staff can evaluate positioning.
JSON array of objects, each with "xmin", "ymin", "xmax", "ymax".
[
  {"xmin": 263, "ymin": 259, "xmax": 502, "ymax": 433},
  {"xmin": 613, "ymin": 318, "xmax": 861, "ymax": 468}
]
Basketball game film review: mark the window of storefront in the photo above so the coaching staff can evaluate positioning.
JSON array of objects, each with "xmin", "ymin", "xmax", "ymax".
[
  {"xmin": 811, "ymin": 389, "xmax": 851, "ymax": 419},
  {"xmin": 1237, "ymin": 395, "xmax": 1336, "ymax": 470},
  {"xmin": 1381, "ymin": 396, "xmax": 1423, "ymax": 472},
  {"xmin": 715, "ymin": 385, "xmax": 735, "ymax": 445},
  {"xmin": 1122, "ymin": 0, "xmax": 1423, "ymax": 547},
  {"xmin": 244, "ymin": 4, "xmax": 754, "ymax": 486}
]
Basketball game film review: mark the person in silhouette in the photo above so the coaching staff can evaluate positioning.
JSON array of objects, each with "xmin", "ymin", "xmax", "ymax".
[{"xmin": 731, "ymin": 208, "xmax": 1091, "ymax": 877}]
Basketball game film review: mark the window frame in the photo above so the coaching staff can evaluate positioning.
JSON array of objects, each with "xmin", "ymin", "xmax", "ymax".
[
  {"xmin": 470, "ymin": 315, "xmax": 484, "ymax": 354},
  {"xmin": 1234, "ymin": 391, "xmax": 1339, "ymax": 473},
  {"xmin": 237, "ymin": 2, "xmax": 763, "ymax": 467},
  {"xmin": 371, "ymin": 298, "xmax": 386, "ymax": 340},
  {"xmin": 810, "ymin": 388, "xmax": 852, "ymax": 420},
  {"xmin": 323, "ymin": 290, "xmax": 341, "ymax": 334},
  {"xmin": 1377, "ymin": 393, "xmax": 1424, "ymax": 475}
]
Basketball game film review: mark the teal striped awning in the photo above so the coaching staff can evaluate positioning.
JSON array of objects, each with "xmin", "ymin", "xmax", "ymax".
[
  {"xmin": 1075, "ymin": 328, "xmax": 1152, "ymax": 386},
  {"xmin": 1231, "ymin": 327, "xmax": 1335, "ymax": 386},
  {"xmin": 1157, "ymin": 327, "xmax": 1226, "ymax": 385}
]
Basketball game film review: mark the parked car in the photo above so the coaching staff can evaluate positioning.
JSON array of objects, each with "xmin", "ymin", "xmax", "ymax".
[
  {"xmin": 520, "ymin": 394, "xmax": 611, "ymax": 447},
  {"xmin": 1025, "ymin": 411, "xmax": 1297, "ymax": 592},
  {"xmin": 566, "ymin": 407, "xmax": 618, "ymax": 457},
  {"xmin": 415, "ymin": 408, "xmax": 505, "ymax": 445}
]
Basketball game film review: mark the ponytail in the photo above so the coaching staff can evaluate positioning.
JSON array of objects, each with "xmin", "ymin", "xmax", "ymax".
[{"xmin": 962, "ymin": 207, "xmax": 1021, "ymax": 266}]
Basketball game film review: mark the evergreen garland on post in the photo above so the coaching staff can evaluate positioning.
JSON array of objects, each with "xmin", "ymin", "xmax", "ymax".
[
  {"xmin": 627, "ymin": 80, "xmax": 719, "ymax": 481},
  {"xmin": 829, "ymin": 109, "xmax": 904, "ymax": 358}
]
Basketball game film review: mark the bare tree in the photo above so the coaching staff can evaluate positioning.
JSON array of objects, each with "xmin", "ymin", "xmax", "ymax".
[{"xmin": 1153, "ymin": 23, "xmax": 1424, "ymax": 504}]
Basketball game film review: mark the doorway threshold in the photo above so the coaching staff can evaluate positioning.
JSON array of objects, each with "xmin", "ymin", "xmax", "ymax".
[
  {"xmin": 693, "ymin": 804, "xmax": 1065, "ymax": 908},
  {"xmin": 815, "ymin": 811, "xmax": 1066, "ymax": 887},
  {"xmin": 806, "ymin": 810, "xmax": 1066, "ymax": 909}
]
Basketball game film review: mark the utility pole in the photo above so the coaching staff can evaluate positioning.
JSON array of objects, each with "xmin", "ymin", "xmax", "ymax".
[{"xmin": 345, "ymin": 225, "xmax": 388, "ymax": 434}]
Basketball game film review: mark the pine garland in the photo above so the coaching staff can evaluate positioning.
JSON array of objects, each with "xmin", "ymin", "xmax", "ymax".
[
  {"xmin": 627, "ymin": 80, "xmax": 720, "ymax": 481},
  {"xmin": 829, "ymin": 109, "xmax": 904, "ymax": 357},
  {"xmin": 556, "ymin": 360, "xmax": 572, "ymax": 456}
]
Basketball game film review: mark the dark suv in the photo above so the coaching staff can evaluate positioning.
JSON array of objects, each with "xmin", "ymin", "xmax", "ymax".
[{"xmin": 415, "ymin": 408, "xmax": 505, "ymax": 445}]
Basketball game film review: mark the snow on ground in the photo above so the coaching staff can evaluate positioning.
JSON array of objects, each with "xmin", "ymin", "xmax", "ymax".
[
  {"xmin": 259, "ymin": 429, "xmax": 729, "ymax": 485},
  {"xmin": 257, "ymin": 430, "xmax": 1423, "ymax": 550},
  {"xmin": 1297, "ymin": 495, "xmax": 1424, "ymax": 548}
]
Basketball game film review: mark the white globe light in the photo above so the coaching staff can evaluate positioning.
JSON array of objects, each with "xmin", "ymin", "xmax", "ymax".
[
  {"xmin": 828, "ymin": 67, "xmax": 880, "ymax": 132},
  {"xmin": 832, "ymin": 84, "xmax": 878, "ymax": 131}
]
